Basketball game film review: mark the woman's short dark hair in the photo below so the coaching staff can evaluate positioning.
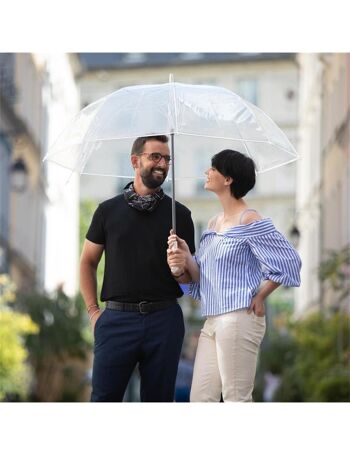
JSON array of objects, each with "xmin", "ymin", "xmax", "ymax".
[
  {"xmin": 131, "ymin": 135, "xmax": 169, "ymax": 156},
  {"xmin": 211, "ymin": 149, "xmax": 256, "ymax": 199}
]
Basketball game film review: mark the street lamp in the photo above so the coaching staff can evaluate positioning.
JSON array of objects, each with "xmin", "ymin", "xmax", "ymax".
[
  {"xmin": 289, "ymin": 224, "xmax": 301, "ymax": 247},
  {"xmin": 10, "ymin": 158, "xmax": 28, "ymax": 193}
]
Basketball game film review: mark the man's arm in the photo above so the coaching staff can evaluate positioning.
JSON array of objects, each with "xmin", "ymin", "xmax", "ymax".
[{"xmin": 80, "ymin": 239, "xmax": 104, "ymax": 328}]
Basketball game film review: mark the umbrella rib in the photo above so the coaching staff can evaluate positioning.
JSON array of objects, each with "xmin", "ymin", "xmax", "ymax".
[
  {"xmin": 257, "ymin": 156, "xmax": 299, "ymax": 173},
  {"xmin": 232, "ymin": 98, "xmax": 265, "ymax": 160},
  {"xmin": 82, "ymin": 171, "xmax": 134, "ymax": 178},
  {"xmin": 230, "ymin": 104, "xmax": 253, "ymax": 160},
  {"xmin": 176, "ymin": 133, "xmax": 297, "ymax": 158},
  {"xmin": 76, "ymin": 95, "xmax": 113, "ymax": 174},
  {"xmin": 207, "ymin": 97, "xmax": 225, "ymax": 134},
  {"xmin": 48, "ymin": 134, "xmax": 297, "ymax": 158}
]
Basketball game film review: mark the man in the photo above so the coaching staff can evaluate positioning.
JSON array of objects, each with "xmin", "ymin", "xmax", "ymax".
[{"xmin": 80, "ymin": 135, "xmax": 195, "ymax": 402}]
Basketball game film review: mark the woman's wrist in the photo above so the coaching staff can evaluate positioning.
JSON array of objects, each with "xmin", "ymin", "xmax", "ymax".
[
  {"xmin": 185, "ymin": 252, "xmax": 193, "ymax": 268},
  {"xmin": 171, "ymin": 269, "xmax": 185, "ymax": 278}
]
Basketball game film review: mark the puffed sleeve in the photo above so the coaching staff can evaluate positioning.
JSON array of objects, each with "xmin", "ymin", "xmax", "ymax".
[
  {"xmin": 247, "ymin": 231, "xmax": 301, "ymax": 287},
  {"xmin": 188, "ymin": 255, "xmax": 201, "ymax": 301}
]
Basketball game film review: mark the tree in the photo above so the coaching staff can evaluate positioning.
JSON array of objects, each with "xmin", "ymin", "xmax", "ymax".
[
  {"xmin": 274, "ymin": 311, "xmax": 350, "ymax": 402},
  {"xmin": 270, "ymin": 247, "xmax": 350, "ymax": 402},
  {"xmin": 319, "ymin": 245, "xmax": 350, "ymax": 306}
]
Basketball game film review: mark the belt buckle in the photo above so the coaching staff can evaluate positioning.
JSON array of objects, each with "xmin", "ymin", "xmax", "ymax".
[{"xmin": 139, "ymin": 301, "xmax": 148, "ymax": 314}]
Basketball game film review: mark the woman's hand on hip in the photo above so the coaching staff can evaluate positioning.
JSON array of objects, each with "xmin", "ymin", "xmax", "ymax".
[{"xmin": 247, "ymin": 295, "xmax": 265, "ymax": 317}]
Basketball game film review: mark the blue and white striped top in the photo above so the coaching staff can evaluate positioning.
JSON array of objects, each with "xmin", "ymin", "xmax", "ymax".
[{"xmin": 189, "ymin": 218, "xmax": 301, "ymax": 316}]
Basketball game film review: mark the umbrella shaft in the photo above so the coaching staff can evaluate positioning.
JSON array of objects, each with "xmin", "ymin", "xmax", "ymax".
[{"xmin": 171, "ymin": 133, "xmax": 176, "ymax": 234}]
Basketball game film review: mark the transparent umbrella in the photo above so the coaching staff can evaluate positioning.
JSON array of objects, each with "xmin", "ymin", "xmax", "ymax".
[{"xmin": 43, "ymin": 76, "xmax": 298, "ymax": 232}]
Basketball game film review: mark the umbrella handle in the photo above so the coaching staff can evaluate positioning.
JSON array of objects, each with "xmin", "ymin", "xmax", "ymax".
[{"xmin": 170, "ymin": 240, "xmax": 182, "ymax": 276}]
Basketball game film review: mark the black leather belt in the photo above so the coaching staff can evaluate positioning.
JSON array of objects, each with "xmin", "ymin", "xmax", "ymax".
[{"xmin": 106, "ymin": 299, "xmax": 177, "ymax": 314}]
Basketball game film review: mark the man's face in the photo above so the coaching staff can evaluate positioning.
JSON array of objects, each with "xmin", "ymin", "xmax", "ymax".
[{"xmin": 137, "ymin": 140, "xmax": 171, "ymax": 189}]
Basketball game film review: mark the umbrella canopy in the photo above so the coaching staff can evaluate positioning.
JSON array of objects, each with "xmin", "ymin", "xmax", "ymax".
[{"xmin": 44, "ymin": 80, "xmax": 298, "ymax": 180}]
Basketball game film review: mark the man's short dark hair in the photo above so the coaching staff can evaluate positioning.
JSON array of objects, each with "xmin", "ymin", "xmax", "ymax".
[
  {"xmin": 131, "ymin": 135, "xmax": 169, "ymax": 156},
  {"xmin": 211, "ymin": 149, "xmax": 256, "ymax": 199}
]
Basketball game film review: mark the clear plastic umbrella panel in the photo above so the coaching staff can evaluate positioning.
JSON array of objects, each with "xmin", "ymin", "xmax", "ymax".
[{"xmin": 43, "ymin": 78, "xmax": 298, "ymax": 231}]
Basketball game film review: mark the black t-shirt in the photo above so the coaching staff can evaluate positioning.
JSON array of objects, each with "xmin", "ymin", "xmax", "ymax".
[{"xmin": 86, "ymin": 193, "xmax": 195, "ymax": 302}]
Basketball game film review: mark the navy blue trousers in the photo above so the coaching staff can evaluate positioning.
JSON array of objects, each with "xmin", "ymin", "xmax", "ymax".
[{"xmin": 91, "ymin": 303, "xmax": 185, "ymax": 402}]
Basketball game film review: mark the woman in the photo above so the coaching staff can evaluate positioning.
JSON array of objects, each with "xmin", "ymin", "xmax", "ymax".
[{"xmin": 167, "ymin": 149, "xmax": 301, "ymax": 402}]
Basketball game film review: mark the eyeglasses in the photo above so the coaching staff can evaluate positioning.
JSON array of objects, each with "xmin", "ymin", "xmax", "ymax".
[{"xmin": 140, "ymin": 152, "xmax": 171, "ymax": 164}]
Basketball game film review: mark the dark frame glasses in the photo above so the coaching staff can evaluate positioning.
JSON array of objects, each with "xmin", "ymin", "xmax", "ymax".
[{"xmin": 140, "ymin": 152, "xmax": 171, "ymax": 164}]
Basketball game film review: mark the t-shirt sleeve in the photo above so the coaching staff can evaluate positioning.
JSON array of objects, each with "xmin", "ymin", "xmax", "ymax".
[
  {"xmin": 247, "ymin": 231, "xmax": 302, "ymax": 287},
  {"xmin": 86, "ymin": 204, "xmax": 105, "ymax": 245}
]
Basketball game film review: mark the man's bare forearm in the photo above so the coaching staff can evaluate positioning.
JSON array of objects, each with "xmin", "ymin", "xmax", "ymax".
[{"xmin": 80, "ymin": 262, "xmax": 99, "ymax": 308}]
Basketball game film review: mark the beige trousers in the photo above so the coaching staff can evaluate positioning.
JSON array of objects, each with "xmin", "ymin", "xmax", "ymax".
[{"xmin": 190, "ymin": 309, "xmax": 266, "ymax": 402}]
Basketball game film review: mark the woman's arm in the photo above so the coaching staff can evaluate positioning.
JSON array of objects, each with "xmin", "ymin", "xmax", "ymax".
[{"xmin": 247, "ymin": 280, "xmax": 280, "ymax": 316}]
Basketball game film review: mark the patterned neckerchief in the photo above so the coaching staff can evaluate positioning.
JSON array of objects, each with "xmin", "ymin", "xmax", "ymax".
[{"xmin": 123, "ymin": 181, "xmax": 165, "ymax": 212}]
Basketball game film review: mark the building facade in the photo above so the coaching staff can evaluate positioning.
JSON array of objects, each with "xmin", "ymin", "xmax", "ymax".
[
  {"xmin": 320, "ymin": 53, "xmax": 350, "ymax": 310},
  {"xmin": 0, "ymin": 53, "xmax": 80, "ymax": 297},
  {"xmin": 295, "ymin": 53, "xmax": 350, "ymax": 315}
]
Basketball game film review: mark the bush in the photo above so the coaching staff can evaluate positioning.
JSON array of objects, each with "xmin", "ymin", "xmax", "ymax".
[
  {"xmin": 0, "ymin": 274, "xmax": 38, "ymax": 401},
  {"xmin": 272, "ymin": 310, "xmax": 350, "ymax": 402},
  {"xmin": 17, "ymin": 290, "xmax": 92, "ymax": 401}
]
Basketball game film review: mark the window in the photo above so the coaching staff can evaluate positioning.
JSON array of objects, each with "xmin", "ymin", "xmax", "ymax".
[
  {"xmin": 122, "ymin": 53, "xmax": 146, "ymax": 64},
  {"xmin": 236, "ymin": 78, "xmax": 258, "ymax": 105}
]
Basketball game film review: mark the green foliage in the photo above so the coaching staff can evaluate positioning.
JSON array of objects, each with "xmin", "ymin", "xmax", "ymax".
[
  {"xmin": 15, "ymin": 290, "xmax": 92, "ymax": 401},
  {"xmin": 319, "ymin": 245, "xmax": 350, "ymax": 304},
  {"xmin": 267, "ymin": 311, "xmax": 350, "ymax": 402},
  {"xmin": 20, "ymin": 290, "xmax": 91, "ymax": 362},
  {"xmin": 0, "ymin": 274, "xmax": 38, "ymax": 401},
  {"xmin": 256, "ymin": 247, "xmax": 350, "ymax": 402},
  {"xmin": 260, "ymin": 331, "xmax": 296, "ymax": 376}
]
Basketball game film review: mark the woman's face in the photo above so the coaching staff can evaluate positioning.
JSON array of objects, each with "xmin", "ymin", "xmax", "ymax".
[{"xmin": 204, "ymin": 166, "xmax": 227, "ymax": 193}]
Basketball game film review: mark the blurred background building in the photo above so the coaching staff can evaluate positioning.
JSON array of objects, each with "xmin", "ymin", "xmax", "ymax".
[
  {"xmin": 0, "ymin": 53, "xmax": 80, "ymax": 297},
  {"xmin": 295, "ymin": 53, "xmax": 350, "ymax": 315}
]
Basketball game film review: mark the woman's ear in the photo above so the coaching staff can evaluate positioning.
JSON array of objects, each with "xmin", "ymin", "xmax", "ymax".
[{"xmin": 225, "ymin": 176, "xmax": 233, "ymax": 185}]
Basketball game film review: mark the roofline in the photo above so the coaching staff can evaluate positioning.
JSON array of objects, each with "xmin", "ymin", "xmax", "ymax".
[{"xmin": 78, "ymin": 53, "xmax": 296, "ymax": 73}]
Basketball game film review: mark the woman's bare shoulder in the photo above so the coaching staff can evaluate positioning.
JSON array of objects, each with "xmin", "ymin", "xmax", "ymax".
[
  {"xmin": 240, "ymin": 209, "xmax": 262, "ymax": 225},
  {"xmin": 207, "ymin": 213, "xmax": 222, "ymax": 229}
]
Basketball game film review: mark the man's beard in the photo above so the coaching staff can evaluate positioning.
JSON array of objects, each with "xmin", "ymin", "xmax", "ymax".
[{"xmin": 140, "ymin": 166, "xmax": 167, "ymax": 189}]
